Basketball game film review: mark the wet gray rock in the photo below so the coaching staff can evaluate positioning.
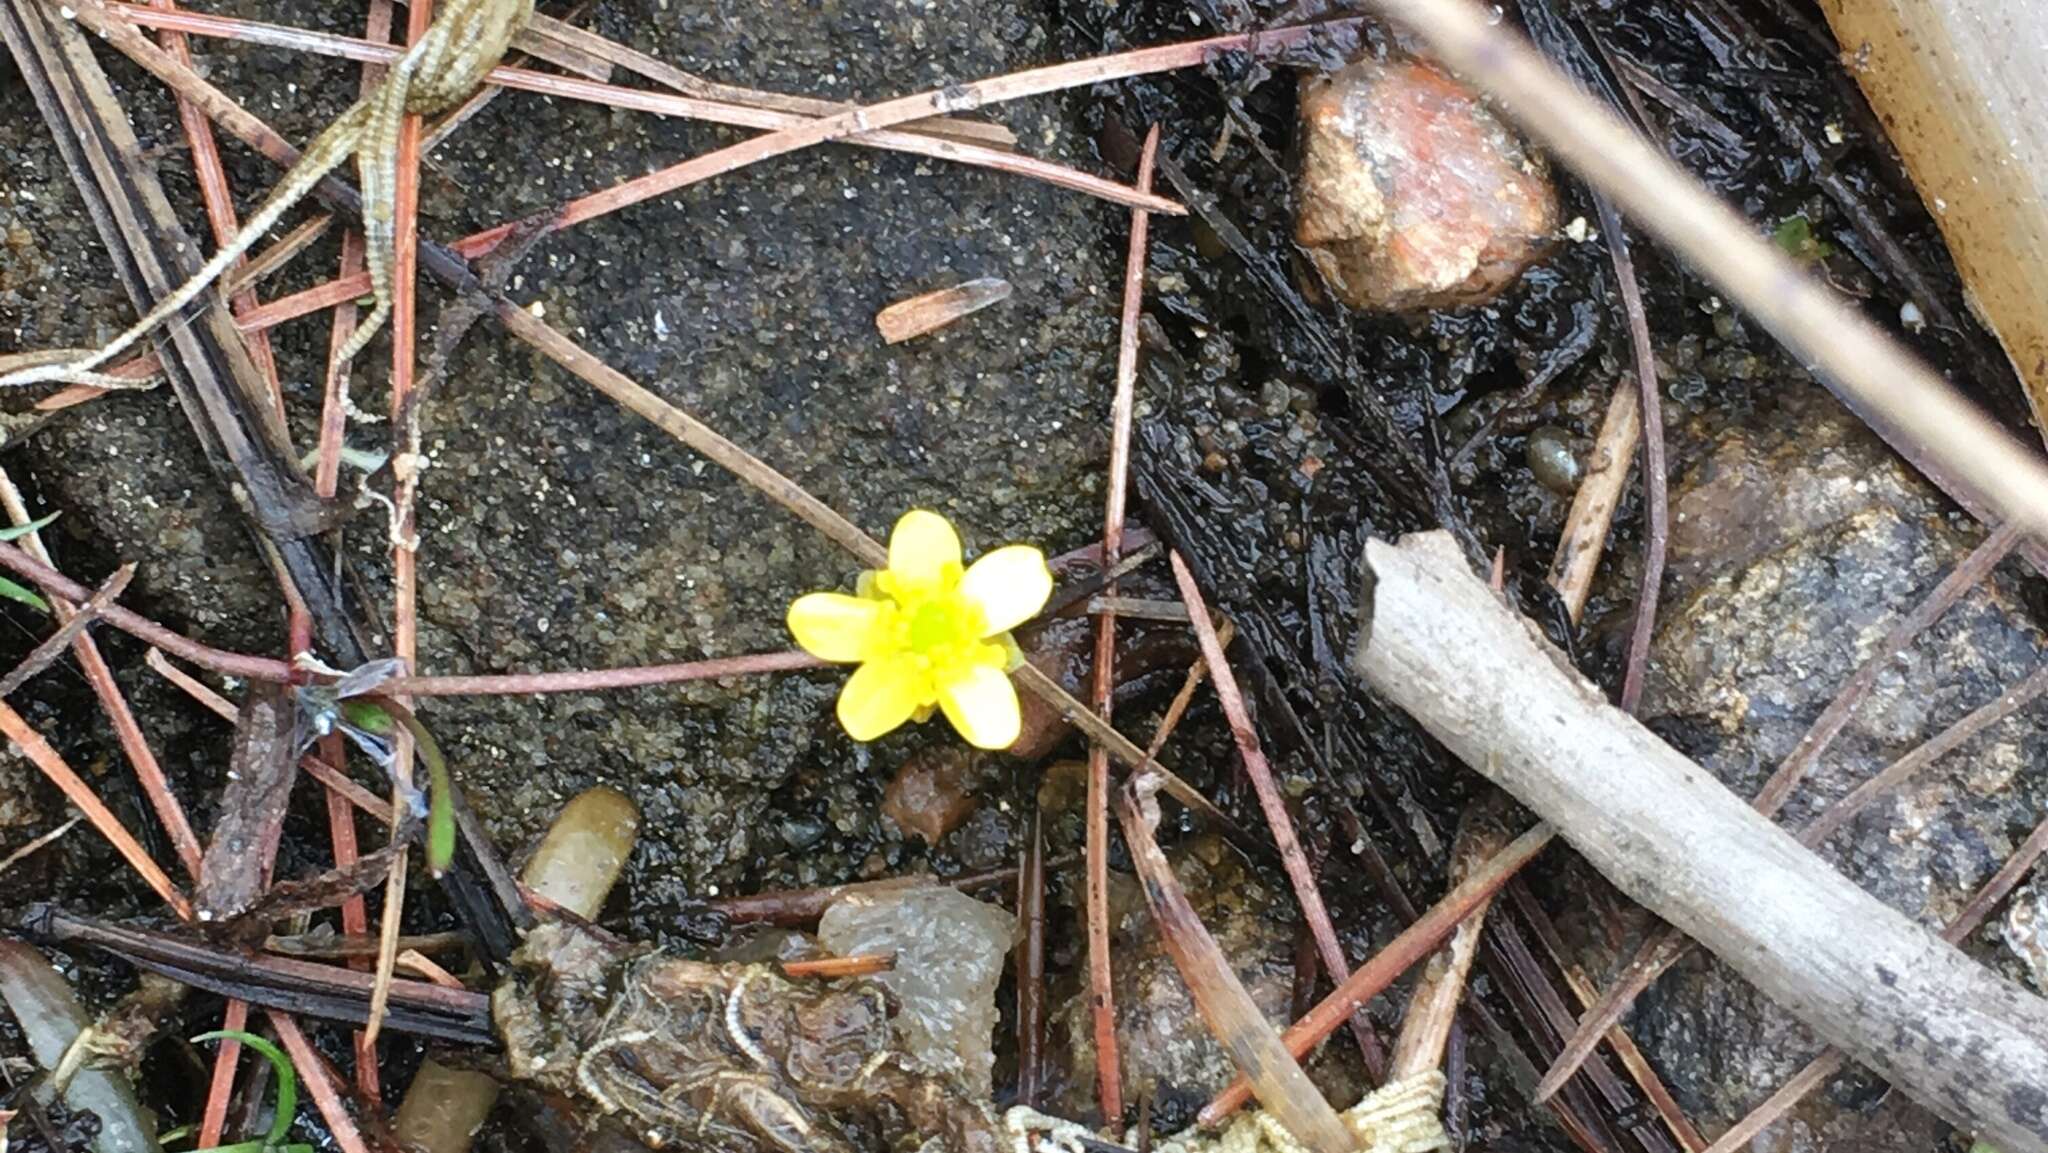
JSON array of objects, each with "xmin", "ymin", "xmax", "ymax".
[{"xmin": 1622, "ymin": 385, "xmax": 2048, "ymax": 1150}]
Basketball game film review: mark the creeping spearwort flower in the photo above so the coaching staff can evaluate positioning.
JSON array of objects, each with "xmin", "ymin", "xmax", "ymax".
[{"xmin": 787, "ymin": 510, "xmax": 1052, "ymax": 750}]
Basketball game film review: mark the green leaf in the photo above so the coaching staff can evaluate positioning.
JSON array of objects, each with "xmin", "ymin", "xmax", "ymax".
[
  {"xmin": 341, "ymin": 696, "xmax": 457, "ymax": 877},
  {"xmin": 0, "ymin": 513, "xmax": 58, "ymax": 543},
  {"xmin": 337, "ymin": 698, "xmax": 398, "ymax": 736},
  {"xmin": 191, "ymin": 1031, "xmax": 296, "ymax": 1151},
  {"xmin": 0, "ymin": 576, "xmax": 48, "ymax": 613},
  {"xmin": 1772, "ymin": 215, "xmax": 1834, "ymax": 264}
]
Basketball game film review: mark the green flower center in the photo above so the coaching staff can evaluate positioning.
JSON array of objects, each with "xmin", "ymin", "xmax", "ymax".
[{"xmin": 907, "ymin": 595, "xmax": 972, "ymax": 653}]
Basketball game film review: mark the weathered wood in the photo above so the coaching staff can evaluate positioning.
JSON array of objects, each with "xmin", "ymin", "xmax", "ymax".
[
  {"xmin": 195, "ymin": 682, "xmax": 297, "ymax": 921},
  {"xmin": 1816, "ymin": 0, "xmax": 2048, "ymax": 432},
  {"xmin": 1352, "ymin": 530, "xmax": 2048, "ymax": 1153}
]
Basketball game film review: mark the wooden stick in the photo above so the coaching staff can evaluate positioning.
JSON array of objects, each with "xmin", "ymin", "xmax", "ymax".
[
  {"xmin": 1539, "ymin": 519, "xmax": 2025, "ymax": 1098},
  {"xmin": 1705, "ymin": 810, "xmax": 2048, "ymax": 1153},
  {"xmin": 1386, "ymin": 808, "xmax": 1515, "ymax": 1079},
  {"xmin": 1119, "ymin": 773, "xmax": 1353, "ymax": 1153},
  {"xmin": 1547, "ymin": 380, "xmax": 1638, "ymax": 623},
  {"xmin": 1354, "ymin": 530, "xmax": 2048, "ymax": 1153}
]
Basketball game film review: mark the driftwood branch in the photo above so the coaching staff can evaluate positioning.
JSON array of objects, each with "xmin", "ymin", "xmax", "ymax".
[{"xmin": 1352, "ymin": 530, "xmax": 2048, "ymax": 1153}]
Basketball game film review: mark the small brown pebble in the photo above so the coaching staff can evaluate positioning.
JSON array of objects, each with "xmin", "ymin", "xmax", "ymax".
[
  {"xmin": 1202, "ymin": 451, "xmax": 1230, "ymax": 473},
  {"xmin": 882, "ymin": 748, "xmax": 983, "ymax": 844},
  {"xmin": 1296, "ymin": 55, "xmax": 1558, "ymax": 312}
]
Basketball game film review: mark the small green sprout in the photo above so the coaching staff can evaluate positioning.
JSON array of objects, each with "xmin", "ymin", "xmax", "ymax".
[
  {"xmin": 1772, "ymin": 214, "xmax": 1834, "ymax": 265},
  {"xmin": 336, "ymin": 696, "xmax": 458, "ymax": 876},
  {"xmin": 0, "ymin": 514, "xmax": 61, "ymax": 612},
  {"xmin": 187, "ymin": 1032, "xmax": 316, "ymax": 1153}
]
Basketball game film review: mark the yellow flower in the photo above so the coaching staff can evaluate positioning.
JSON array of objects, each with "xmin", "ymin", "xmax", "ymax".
[{"xmin": 787, "ymin": 510, "xmax": 1052, "ymax": 750}]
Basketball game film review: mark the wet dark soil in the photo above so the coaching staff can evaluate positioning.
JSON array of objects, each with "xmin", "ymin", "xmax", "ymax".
[{"xmin": 1, "ymin": 0, "xmax": 2041, "ymax": 1150}]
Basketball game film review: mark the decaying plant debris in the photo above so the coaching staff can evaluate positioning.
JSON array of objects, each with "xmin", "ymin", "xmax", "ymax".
[{"xmin": 4, "ymin": 0, "xmax": 2048, "ymax": 1151}]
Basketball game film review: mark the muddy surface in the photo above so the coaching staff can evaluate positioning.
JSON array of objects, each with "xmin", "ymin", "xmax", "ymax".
[{"xmin": 2, "ymin": 0, "xmax": 2041, "ymax": 1150}]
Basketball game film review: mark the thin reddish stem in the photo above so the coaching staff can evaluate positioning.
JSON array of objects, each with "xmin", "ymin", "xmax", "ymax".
[
  {"xmin": 1082, "ymin": 124, "xmax": 1159, "ymax": 1126},
  {"xmin": 1201, "ymin": 824, "xmax": 1556, "ymax": 1123},
  {"xmin": 197, "ymin": 1000, "xmax": 247, "ymax": 1147},
  {"xmin": 1603, "ymin": 201, "xmax": 1664, "ymax": 715},
  {"xmin": 0, "ymin": 701, "xmax": 192, "ymax": 919},
  {"xmin": 1168, "ymin": 550, "xmax": 1386, "ymax": 1078},
  {"xmin": 98, "ymin": 2, "xmax": 1183, "ymax": 227},
  {"xmin": 0, "ymin": 473, "xmax": 204, "ymax": 880},
  {"xmin": 125, "ymin": 13, "xmax": 1336, "ymax": 337},
  {"xmin": 270, "ymin": 1013, "xmax": 371, "ymax": 1153},
  {"xmin": 142, "ymin": 0, "xmax": 282, "ymax": 401},
  {"xmin": 1015, "ymin": 806, "xmax": 1046, "ymax": 1107},
  {"xmin": 388, "ymin": 650, "xmax": 826, "ymax": 695}
]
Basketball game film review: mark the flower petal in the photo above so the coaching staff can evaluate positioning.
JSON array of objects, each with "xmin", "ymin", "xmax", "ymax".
[
  {"xmin": 787, "ymin": 593, "xmax": 888, "ymax": 662},
  {"xmin": 958, "ymin": 545, "xmax": 1053, "ymax": 636},
  {"xmin": 937, "ymin": 663, "xmax": 1022, "ymax": 749},
  {"xmin": 836, "ymin": 655, "xmax": 927, "ymax": 741},
  {"xmin": 888, "ymin": 509, "xmax": 962, "ymax": 592}
]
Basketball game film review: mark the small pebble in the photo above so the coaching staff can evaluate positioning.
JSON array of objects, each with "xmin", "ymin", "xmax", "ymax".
[
  {"xmin": 1527, "ymin": 426, "xmax": 1583, "ymax": 494},
  {"xmin": 881, "ymin": 748, "xmax": 981, "ymax": 844}
]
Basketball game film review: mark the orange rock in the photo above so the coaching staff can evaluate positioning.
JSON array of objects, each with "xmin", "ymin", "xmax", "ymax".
[{"xmin": 1297, "ymin": 56, "xmax": 1558, "ymax": 312}]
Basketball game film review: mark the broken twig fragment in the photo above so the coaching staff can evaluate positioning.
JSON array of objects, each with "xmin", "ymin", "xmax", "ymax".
[{"xmin": 875, "ymin": 277, "xmax": 1014, "ymax": 344}]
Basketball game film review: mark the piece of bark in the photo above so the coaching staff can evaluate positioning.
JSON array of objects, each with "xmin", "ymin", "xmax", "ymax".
[
  {"xmin": 195, "ymin": 682, "xmax": 297, "ymax": 921},
  {"xmin": 1352, "ymin": 530, "xmax": 2048, "ymax": 1153},
  {"xmin": 875, "ymin": 278, "xmax": 1013, "ymax": 344},
  {"xmin": 1815, "ymin": 0, "xmax": 2048, "ymax": 432}
]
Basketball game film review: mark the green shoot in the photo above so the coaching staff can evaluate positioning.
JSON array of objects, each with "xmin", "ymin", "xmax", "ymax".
[
  {"xmin": 189, "ymin": 1031, "xmax": 315, "ymax": 1153},
  {"xmin": 0, "ymin": 514, "xmax": 60, "ymax": 613},
  {"xmin": 339, "ymin": 695, "xmax": 457, "ymax": 876},
  {"xmin": 0, "ymin": 513, "xmax": 59, "ymax": 543},
  {"xmin": 1772, "ymin": 214, "xmax": 1834, "ymax": 265}
]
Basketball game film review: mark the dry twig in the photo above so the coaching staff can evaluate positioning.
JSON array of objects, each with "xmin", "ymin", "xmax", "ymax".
[
  {"xmin": 1357, "ymin": 530, "xmax": 2048, "ymax": 1152},
  {"xmin": 1119, "ymin": 773, "xmax": 1353, "ymax": 1153},
  {"xmin": 1704, "ymin": 810, "xmax": 2048, "ymax": 1152},
  {"xmin": 1539, "ymin": 519, "xmax": 2025, "ymax": 1098},
  {"xmin": 1168, "ymin": 551, "xmax": 1386, "ymax": 1077},
  {"xmin": 1082, "ymin": 124, "xmax": 1162, "ymax": 1125},
  {"xmin": 1547, "ymin": 382, "xmax": 1639, "ymax": 623}
]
